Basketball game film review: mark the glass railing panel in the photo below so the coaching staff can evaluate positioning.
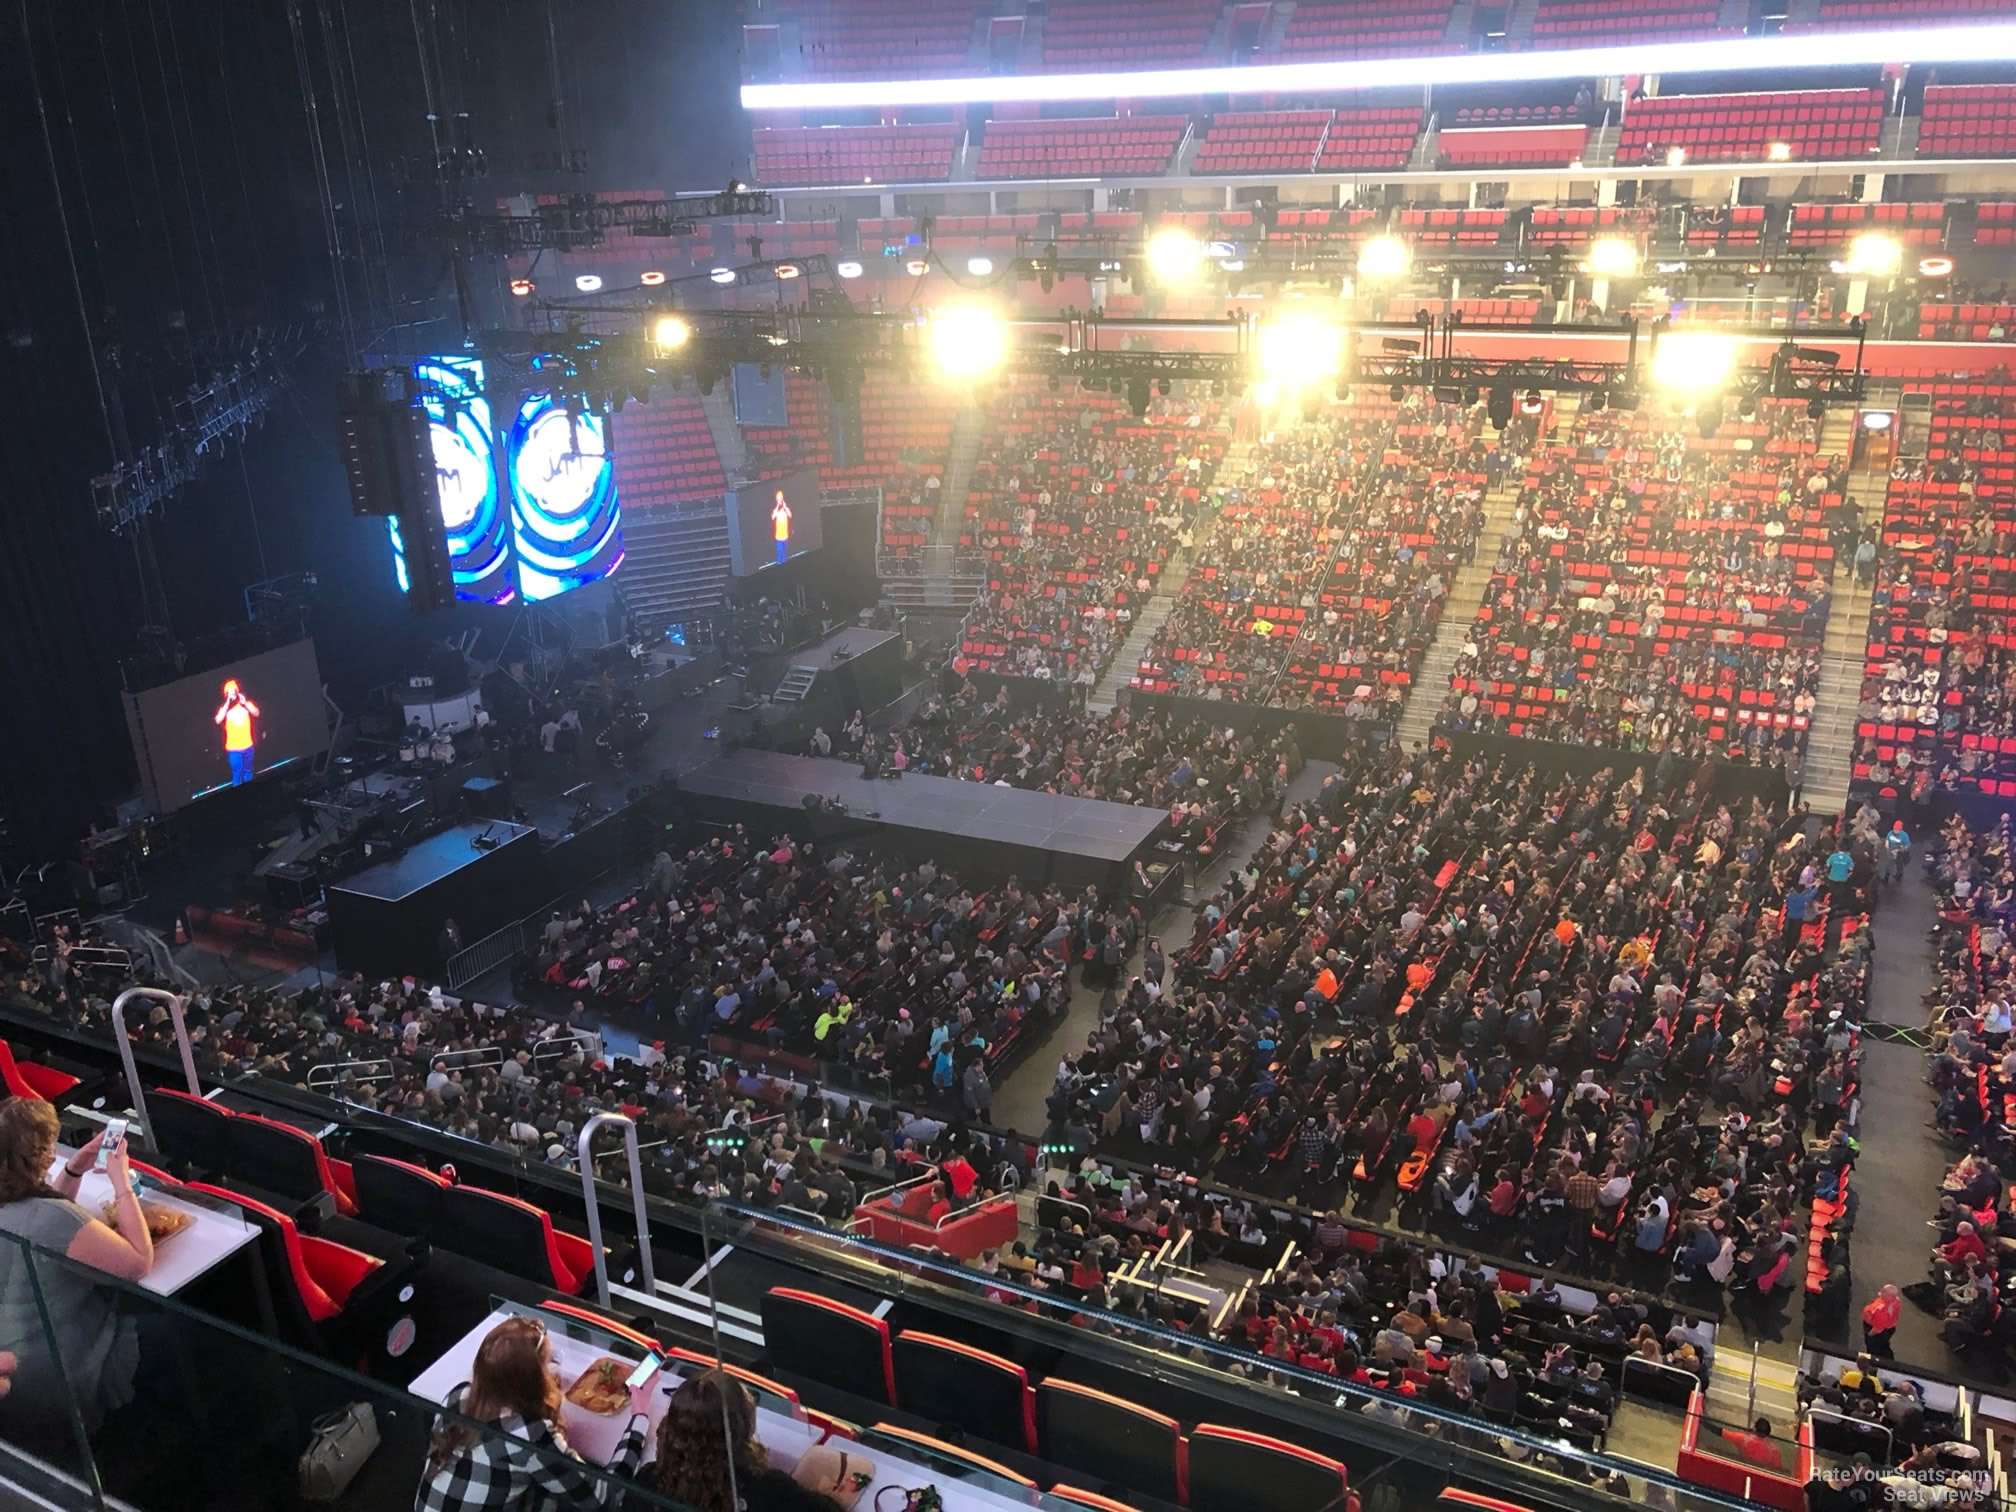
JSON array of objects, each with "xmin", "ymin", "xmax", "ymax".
[{"xmin": 0, "ymin": 1232, "xmax": 697, "ymax": 1512}]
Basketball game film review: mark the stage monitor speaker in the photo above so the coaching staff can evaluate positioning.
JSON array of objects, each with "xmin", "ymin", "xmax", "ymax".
[{"xmin": 461, "ymin": 775, "xmax": 512, "ymax": 819}]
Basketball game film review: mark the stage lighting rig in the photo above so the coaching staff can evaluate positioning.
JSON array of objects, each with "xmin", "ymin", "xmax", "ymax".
[
  {"xmin": 92, "ymin": 357, "xmax": 283, "ymax": 533},
  {"xmin": 453, "ymin": 187, "xmax": 777, "ymax": 255}
]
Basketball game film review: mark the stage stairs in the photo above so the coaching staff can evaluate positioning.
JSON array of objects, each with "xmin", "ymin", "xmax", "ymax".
[{"xmin": 771, "ymin": 665, "xmax": 820, "ymax": 704}]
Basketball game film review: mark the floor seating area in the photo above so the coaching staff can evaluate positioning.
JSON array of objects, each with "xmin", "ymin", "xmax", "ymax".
[
  {"xmin": 1439, "ymin": 400, "xmax": 1838, "ymax": 765},
  {"xmin": 788, "ymin": 0, "xmax": 980, "ymax": 79},
  {"xmin": 610, "ymin": 390, "xmax": 726, "ymax": 509},
  {"xmin": 1043, "ymin": 0, "xmax": 1219, "ymax": 66},
  {"xmin": 1530, "ymin": 0, "xmax": 1731, "ymax": 42},
  {"xmin": 752, "ymin": 123, "xmax": 961, "ymax": 186},
  {"xmin": 1919, "ymin": 84, "xmax": 2016, "ymax": 158},
  {"xmin": 957, "ymin": 379, "xmax": 1226, "ymax": 682},
  {"xmin": 1857, "ymin": 379, "xmax": 2016, "ymax": 798},
  {"xmin": 1617, "ymin": 87, "xmax": 1886, "ymax": 164},
  {"xmin": 1437, "ymin": 123, "xmax": 1588, "ymax": 169},
  {"xmin": 977, "ymin": 116, "xmax": 1187, "ymax": 178},
  {"xmin": 1277, "ymin": 0, "xmax": 1458, "ymax": 58}
]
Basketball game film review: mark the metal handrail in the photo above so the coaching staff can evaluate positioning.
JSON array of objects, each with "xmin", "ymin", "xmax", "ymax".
[
  {"xmin": 531, "ymin": 1030, "xmax": 599, "ymax": 1070},
  {"xmin": 860, "ymin": 1163, "xmax": 939, "ymax": 1210},
  {"xmin": 111, "ymin": 988, "xmax": 199, "ymax": 1140},
  {"xmin": 306, "ymin": 1057, "xmax": 398, "ymax": 1090},
  {"xmin": 576, "ymin": 1112, "xmax": 657, "ymax": 1308},
  {"xmin": 1807, "ymin": 1406, "xmax": 1892, "ymax": 1464},
  {"xmin": 933, "ymin": 1191, "xmax": 1015, "ymax": 1233}
]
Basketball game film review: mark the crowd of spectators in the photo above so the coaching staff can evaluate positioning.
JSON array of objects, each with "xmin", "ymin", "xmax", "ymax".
[
  {"xmin": 953, "ymin": 380, "xmax": 1228, "ymax": 688},
  {"xmin": 1131, "ymin": 393, "xmax": 1523, "ymax": 715},
  {"xmin": 1438, "ymin": 399, "xmax": 1846, "ymax": 768},
  {"xmin": 1037, "ymin": 741, "xmax": 1870, "ymax": 1342}
]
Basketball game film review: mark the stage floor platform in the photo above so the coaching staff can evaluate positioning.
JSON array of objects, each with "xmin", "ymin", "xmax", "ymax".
[{"xmin": 674, "ymin": 750, "xmax": 1167, "ymax": 890}]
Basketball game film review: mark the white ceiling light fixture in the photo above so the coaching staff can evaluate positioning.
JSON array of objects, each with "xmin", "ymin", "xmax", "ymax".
[
  {"xmin": 836, "ymin": 260, "xmax": 865, "ymax": 278},
  {"xmin": 742, "ymin": 23, "xmax": 2016, "ymax": 110}
]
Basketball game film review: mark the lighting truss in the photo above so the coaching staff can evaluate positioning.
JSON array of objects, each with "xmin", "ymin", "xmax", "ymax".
[
  {"xmin": 451, "ymin": 189, "xmax": 778, "ymax": 255},
  {"xmin": 406, "ymin": 303, "xmax": 1866, "ymax": 416},
  {"xmin": 91, "ymin": 360, "xmax": 281, "ymax": 533}
]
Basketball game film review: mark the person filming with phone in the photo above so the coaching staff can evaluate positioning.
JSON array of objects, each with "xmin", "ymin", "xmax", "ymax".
[{"xmin": 0, "ymin": 1099, "xmax": 155, "ymax": 1440}]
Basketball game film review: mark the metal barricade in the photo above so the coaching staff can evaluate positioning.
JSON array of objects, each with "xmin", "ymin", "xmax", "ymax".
[
  {"xmin": 305, "ymin": 1058, "xmax": 398, "ymax": 1092},
  {"xmin": 111, "ymin": 988, "xmax": 200, "ymax": 1141},
  {"xmin": 531, "ymin": 1031, "xmax": 600, "ymax": 1071},
  {"xmin": 575, "ymin": 1112, "xmax": 657, "ymax": 1308}
]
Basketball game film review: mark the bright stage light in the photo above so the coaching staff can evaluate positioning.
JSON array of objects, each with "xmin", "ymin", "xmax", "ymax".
[
  {"xmin": 836, "ymin": 260, "xmax": 864, "ymax": 278},
  {"xmin": 574, "ymin": 274, "xmax": 603, "ymax": 292},
  {"xmin": 741, "ymin": 23, "xmax": 2016, "ymax": 110},
  {"xmin": 1584, "ymin": 237, "xmax": 1639, "ymax": 278},
  {"xmin": 1919, "ymin": 255, "xmax": 1954, "ymax": 278},
  {"xmin": 1847, "ymin": 232, "xmax": 1903, "ymax": 277},
  {"xmin": 710, "ymin": 267, "xmax": 737, "ymax": 285},
  {"xmin": 967, "ymin": 256, "xmax": 995, "ymax": 276},
  {"xmin": 1767, "ymin": 142, "xmax": 1792, "ymax": 161},
  {"xmin": 1256, "ymin": 312, "xmax": 1346, "ymax": 389},
  {"xmin": 509, "ymin": 278, "xmax": 535, "ymax": 297},
  {"xmin": 1357, "ymin": 235, "xmax": 1411, "ymax": 279},
  {"xmin": 1251, "ymin": 380, "xmax": 1280, "ymax": 410},
  {"xmin": 639, "ymin": 270, "xmax": 667, "ymax": 287},
  {"xmin": 1652, "ymin": 331, "xmax": 1736, "ymax": 393},
  {"xmin": 775, "ymin": 262, "xmax": 803, "ymax": 280},
  {"xmin": 1666, "ymin": 147, "xmax": 1688, "ymax": 168},
  {"xmin": 905, "ymin": 257, "xmax": 931, "ymax": 276},
  {"xmin": 927, "ymin": 305, "xmax": 1009, "ymax": 379},
  {"xmin": 1146, "ymin": 227, "xmax": 1205, "ymax": 284},
  {"xmin": 653, "ymin": 316, "xmax": 691, "ymax": 350}
]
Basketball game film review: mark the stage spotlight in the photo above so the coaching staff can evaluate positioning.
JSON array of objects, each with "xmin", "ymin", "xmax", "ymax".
[
  {"xmin": 1252, "ymin": 380, "xmax": 1280, "ymax": 409},
  {"xmin": 1847, "ymin": 232, "xmax": 1902, "ymax": 278},
  {"xmin": 1862, "ymin": 410, "xmax": 1895, "ymax": 432},
  {"xmin": 1807, "ymin": 395, "xmax": 1827, "ymax": 420},
  {"xmin": 640, "ymin": 270, "xmax": 667, "ymax": 287},
  {"xmin": 1919, "ymin": 255, "xmax": 1954, "ymax": 278},
  {"xmin": 1584, "ymin": 237, "xmax": 1639, "ymax": 279},
  {"xmin": 1146, "ymin": 227, "xmax": 1205, "ymax": 285},
  {"xmin": 1156, "ymin": 377, "xmax": 1171, "ymax": 396},
  {"xmin": 653, "ymin": 315, "xmax": 692, "ymax": 351},
  {"xmin": 1519, "ymin": 388, "xmax": 1544, "ymax": 416},
  {"xmin": 1696, "ymin": 398, "xmax": 1724, "ymax": 439},
  {"xmin": 968, "ymin": 256, "xmax": 995, "ymax": 276},
  {"xmin": 574, "ymin": 274, "xmax": 604, "ymax": 292},
  {"xmin": 710, "ymin": 267, "xmax": 737, "ymax": 285},
  {"xmin": 835, "ymin": 260, "xmax": 864, "ymax": 279},
  {"xmin": 1127, "ymin": 377, "xmax": 1151, "ymax": 417},
  {"xmin": 509, "ymin": 278, "xmax": 535, "ymax": 297},
  {"xmin": 1666, "ymin": 147, "xmax": 1687, "ymax": 167},
  {"xmin": 1652, "ymin": 331, "xmax": 1736, "ymax": 393},
  {"xmin": 1737, "ymin": 390, "xmax": 1759, "ymax": 419},
  {"xmin": 1357, "ymin": 235, "xmax": 1411, "ymax": 279},
  {"xmin": 1256, "ymin": 312, "xmax": 1347, "ymax": 390},
  {"xmin": 1388, "ymin": 381, "xmax": 1405, "ymax": 402},
  {"xmin": 1585, "ymin": 390, "xmax": 1608, "ymax": 413},
  {"xmin": 1767, "ymin": 141, "xmax": 1792, "ymax": 161},
  {"xmin": 927, "ymin": 305, "xmax": 1009, "ymax": 379},
  {"xmin": 775, "ymin": 262, "xmax": 803, "ymax": 280},
  {"xmin": 904, "ymin": 257, "xmax": 931, "ymax": 276}
]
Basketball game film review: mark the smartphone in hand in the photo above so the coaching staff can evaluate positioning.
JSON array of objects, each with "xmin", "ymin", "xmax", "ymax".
[{"xmin": 93, "ymin": 1120, "xmax": 128, "ymax": 1173}]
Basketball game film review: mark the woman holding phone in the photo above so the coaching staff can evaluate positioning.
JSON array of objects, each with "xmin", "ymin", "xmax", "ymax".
[{"xmin": 0, "ymin": 1098, "xmax": 155, "ymax": 1436}]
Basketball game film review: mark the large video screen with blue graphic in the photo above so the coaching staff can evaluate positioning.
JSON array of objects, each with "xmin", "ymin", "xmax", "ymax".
[
  {"xmin": 506, "ymin": 390, "xmax": 625, "ymax": 602},
  {"xmin": 392, "ymin": 356, "xmax": 514, "ymax": 605}
]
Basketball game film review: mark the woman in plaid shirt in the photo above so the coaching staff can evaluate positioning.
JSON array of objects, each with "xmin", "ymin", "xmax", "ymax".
[{"xmin": 415, "ymin": 1317, "xmax": 648, "ymax": 1512}]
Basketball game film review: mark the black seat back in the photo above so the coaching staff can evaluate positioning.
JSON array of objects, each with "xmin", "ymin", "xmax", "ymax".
[
  {"xmin": 144, "ymin": 1089, "xmax": 231, "ymax": 1177},
  {"xmin": 226, "ymin": 1117, "xmax": 326, "ymax": 1206},
  {"xmin": 435, "ymin": 1184, "xmax": 557, "ymax": 1286},
  {"xmin": 352, "ymin": 1155, "xmax": 446, "ymax": 1241}
]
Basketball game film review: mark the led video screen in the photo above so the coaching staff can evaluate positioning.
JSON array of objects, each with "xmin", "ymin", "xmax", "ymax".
[
  {"xmin": 728, "ymin": 467, "xmax": 823, "ymax": 576},
  {"xmin": 506, "ymin": 390, "xmax": 625, "ymax": 601},
  {"xmin": 390, "ymin": 355, "xmax": 514, "ymax": 605},
  {"xmin": 122, "ymin": 638, "xmax": 328, "ymax": 814}
]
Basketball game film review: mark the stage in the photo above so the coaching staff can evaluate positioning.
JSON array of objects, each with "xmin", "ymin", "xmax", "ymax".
[
  {"xmin": 672, "ymin": 750, "xmax": 1168, "ymax": 890},
  {"xmin": 324, "ymin": 820, "xmax": 543, "ymax": 978}
]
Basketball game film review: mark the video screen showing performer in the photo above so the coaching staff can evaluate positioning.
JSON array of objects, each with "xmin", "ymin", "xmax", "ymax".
[
  {"xmin": 729, "ymin": 467, "xmax": 822, "ymax": 575},
  {"xmin": 213, "ymin": 680, "xmax": 261, "ymax": 785},
  {"xmin": 122, "ymin": 638, "xmax": 329, "ymax": 813}
]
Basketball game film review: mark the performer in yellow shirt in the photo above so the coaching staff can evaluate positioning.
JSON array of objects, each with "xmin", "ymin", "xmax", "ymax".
[
  {"xmin": 213, "ymin": 679, "xmax": 261, "ymax": 785},
  {"xmin": 770, "ymin": 490, "xmax": 792, "ymax": 564}
]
